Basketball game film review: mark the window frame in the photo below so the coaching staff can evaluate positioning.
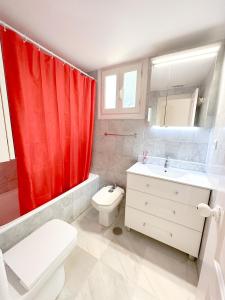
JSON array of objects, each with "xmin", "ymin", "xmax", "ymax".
[
  {"xmin": 119, "ymin": 63, "xmax": 141, "ymax": 114},
  {"xmin": 101, "ymin": 67, "xmax": 120, "ymax": 115},
  {"xmin": 98, "ymin": 59, "xmax": 148, "ymax": 119}
]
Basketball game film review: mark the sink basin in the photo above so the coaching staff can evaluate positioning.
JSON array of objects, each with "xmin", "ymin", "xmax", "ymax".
[
  {"xmin": 127, "ymin": 162, "xmax": 212, "ymax": 189},
  {"xmin": 144, "ymin": 164, "xmax": 187, "ymax": 179}
]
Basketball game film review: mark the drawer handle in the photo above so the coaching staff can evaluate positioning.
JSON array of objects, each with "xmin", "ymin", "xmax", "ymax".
[
  {"xmin": 142, "ymin": 222, "xmax": 146, "ymax": 227},
  {"xmin": 170, "ymin": 233, "xmax": 173, "ymax": 238},
  {"xmin": 172, "ymin": 210, "xmax": 176, "ymax": 215},
  {"xmin": 174, "ymin": 190, "xmax": 179, "ymax": 195},
  {"xmin": 145, "ymin": 201, "xmax": 148, "ymax": 206},
  {"xmin": 146, "ymin": 183, "xmax": 150, "ymax": 188}
]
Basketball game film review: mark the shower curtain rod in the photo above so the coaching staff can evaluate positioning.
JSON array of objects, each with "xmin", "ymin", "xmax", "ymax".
[{"xmin": 0, "ymin": 20, "xmax": 95, "ymax": 80}]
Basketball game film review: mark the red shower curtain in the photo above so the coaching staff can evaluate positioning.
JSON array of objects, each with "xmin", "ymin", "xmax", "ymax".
[{"xmin": 0, "ymin": 26, "xmax": 96, "ymax": 215}]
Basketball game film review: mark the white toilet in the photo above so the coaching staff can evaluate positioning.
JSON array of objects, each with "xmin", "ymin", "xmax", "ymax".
[
  {"xmin": 91, "ymin": 185, "xmax": 124, "ymax": 226},
  {"xmin": 0, "ymin": 219, "xmax": 77, "ymax": 300}
]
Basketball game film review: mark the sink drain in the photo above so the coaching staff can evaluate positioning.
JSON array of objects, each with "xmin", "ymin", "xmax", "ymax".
[{"xmin": 113, "ymin": 227, "xmax": 123, "ymax": 235}]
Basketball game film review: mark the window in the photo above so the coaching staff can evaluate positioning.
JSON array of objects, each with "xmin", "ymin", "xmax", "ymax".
[
  {"xmin": 98, "ymin": 59, "xmax": 148, "ymax": 119},
  {"xmin": 104, "ymin": 74, "xmax": 117, "ymax": 109},
  {"xmin": 123, "ymin": 70, "xmax": 137, "ymax": 108}
]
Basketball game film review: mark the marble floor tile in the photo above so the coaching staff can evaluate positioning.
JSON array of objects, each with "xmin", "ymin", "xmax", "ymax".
[
  {"xmin": 58, "ymin": 205, "xmax": 198, "ymax": 300},
  {"xmin": 77, "ymin": 206, "xmax": 99, "ymax": 222},
  {"xmin": 110, "ymin": 224, "xmax": 150, "ymax": 258},
  {"xmin": 72, "ymin": 208, "xmax": 113, "ymax": 259},
  {"xmin": 100, "ymin": 237, "xmax": 141, "ymax": 284},
  {"xmin": 74, "ymin": 262, "xmax": 157, "ymax": 300},
  {"xmin": 128, "ymin": 283, "xmax": 159, "ymax": 300},
  {"xmin": 138, "ymin": 260, "xmax": 196, "ymax": 300},
  {"xmin": 143, "ymin": 237, "xmax": 198, "ymax": 284},
  {"xmin": 74, "ymin": 262, "xmax": 131, "ymax": 300},
  {"xmin": 137, "ymin": 239, "xmax": 197, "ymax": 300},
  {"xmin": 57, "ymin": 247, "xmax": 98, "ymax": 299},
  {"xmin": 100, "ymin": 226, "xmax": 151, "ymax": 285}
]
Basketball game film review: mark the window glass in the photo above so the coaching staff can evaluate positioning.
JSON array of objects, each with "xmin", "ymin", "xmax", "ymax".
[
  {"xmin": 104, "ymin": 75, "xmax": 117, "ymax": 109},
  {"xmin": 123, "ymin": 70, "xmax": 137, "ymax": 108}
]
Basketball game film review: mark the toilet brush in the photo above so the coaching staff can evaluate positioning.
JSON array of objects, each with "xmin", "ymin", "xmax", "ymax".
[{"xmin": 0, "ymin": 249, "xmax": 10, "ymax": 300}]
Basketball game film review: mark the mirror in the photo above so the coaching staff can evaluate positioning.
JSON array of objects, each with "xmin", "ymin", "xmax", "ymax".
[{"xmin": 149, "ymin": 44, "xmax": 221, "ymax": 127}]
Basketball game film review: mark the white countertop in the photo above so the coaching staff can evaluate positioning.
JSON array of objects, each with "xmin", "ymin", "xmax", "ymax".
[{"xmin": 127, "ymin": 162, "xmax": 213, "ymax": 190}]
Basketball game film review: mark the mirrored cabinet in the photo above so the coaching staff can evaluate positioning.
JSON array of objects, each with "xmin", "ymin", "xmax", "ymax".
[{"xmin": 149, "ymin": 44, "xmax": 221, "ymax": 127}]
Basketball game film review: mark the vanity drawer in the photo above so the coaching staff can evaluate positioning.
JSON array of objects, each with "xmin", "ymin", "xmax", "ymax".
[
  {"xmin": 125, "ymin": 206, "xmax": 201, "ymax": 257},
  {"xmin": 126, "ymin": 189, "xmax": 205, "ymax": 231},
  {"xmin": 127, "ymin": 173, "xmax": 210, "ymax": 206}
]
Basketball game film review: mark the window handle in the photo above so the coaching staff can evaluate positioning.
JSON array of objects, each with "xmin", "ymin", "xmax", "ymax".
[{"xmin": 119, "ymin": 88, "xmax": 123, "ymax": 100}]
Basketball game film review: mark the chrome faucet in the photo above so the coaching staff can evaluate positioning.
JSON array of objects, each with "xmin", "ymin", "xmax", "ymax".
[
  {"xmin": 164, "ymin": 156, "xmax": 169, "ymax": 169},
  {"xmin": 109, "ymin": 184, "xmax": 117, "ymax": 193}
]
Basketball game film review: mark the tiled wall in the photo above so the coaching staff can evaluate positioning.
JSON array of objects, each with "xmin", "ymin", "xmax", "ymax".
[
  {"xmin": 91, "ymin": 117, "xmax": 210, "ymax": 187},
  {"xmin": 0, "ymin": 159, "xmax": 18, "ymax": 194},
  {"xmin": 0, "ymin": 174, "xmax": 99, "ymax": 252},
  {"xmin": 92, "ymin": 119, "xmax": 144, "ymax": 187}
]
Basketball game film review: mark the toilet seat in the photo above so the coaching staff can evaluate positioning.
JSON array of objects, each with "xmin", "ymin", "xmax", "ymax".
[
  {"xmin": 91, "ymin": 186, "xmax": 124, "ymax": 226},
  {"xmin": 4, "ymin": 219, "xmax": 77, "ymax": 291},
  {"xmin": 92, "ymin": 186, "xmax": 124, "ymax": 206}
]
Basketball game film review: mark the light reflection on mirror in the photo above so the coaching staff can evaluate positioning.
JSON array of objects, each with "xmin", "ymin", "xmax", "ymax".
[{"xmin": 149, "ymin": 43, "xmax": 221, "ymax": 127}]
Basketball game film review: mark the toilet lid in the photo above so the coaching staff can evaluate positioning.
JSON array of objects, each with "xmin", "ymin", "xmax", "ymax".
[
  {"xmin": 4, "ymin": 219, "xmax": 77, "ymax": 291},
  {"xmin": 92, "ymin": 186, "xmax": 124, "ymax": 206}
]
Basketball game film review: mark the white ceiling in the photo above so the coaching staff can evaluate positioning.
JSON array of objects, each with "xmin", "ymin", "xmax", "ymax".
[{"xmin": 0, "ymin": 0, "xmax": 225, "ymax": 72}]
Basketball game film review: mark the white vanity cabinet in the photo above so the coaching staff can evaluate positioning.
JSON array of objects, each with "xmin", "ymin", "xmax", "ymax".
[
  {"xmin": 125, "ymin": 168, "xmax": 211, "ymax": 258},
  {"xmin": 0, "ymin": 43, "xmax": 15, "ymax": 162}
]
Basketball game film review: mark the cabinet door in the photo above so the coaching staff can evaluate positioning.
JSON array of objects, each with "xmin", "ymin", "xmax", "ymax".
[
  {"xmin": 0, "ymin": 43, "xmax": 15, "ymax": 162},
  {"xmin": 125, "ymin": 206, "xmax": 201, "ymax": 257}
]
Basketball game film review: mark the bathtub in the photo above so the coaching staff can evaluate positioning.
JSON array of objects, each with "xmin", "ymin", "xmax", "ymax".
[
  {"xmin": 0, "ymin": 173, "xmax": 99, "ymax": 252},
  {"xmin": 0, "ymin": 189, "xmax": 20, "ymax": 225}
]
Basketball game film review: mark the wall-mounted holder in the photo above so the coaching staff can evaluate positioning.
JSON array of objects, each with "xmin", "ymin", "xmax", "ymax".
[{"xmin": 104, "ymin": 132, "xmax": 137, "ymax": 137}]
